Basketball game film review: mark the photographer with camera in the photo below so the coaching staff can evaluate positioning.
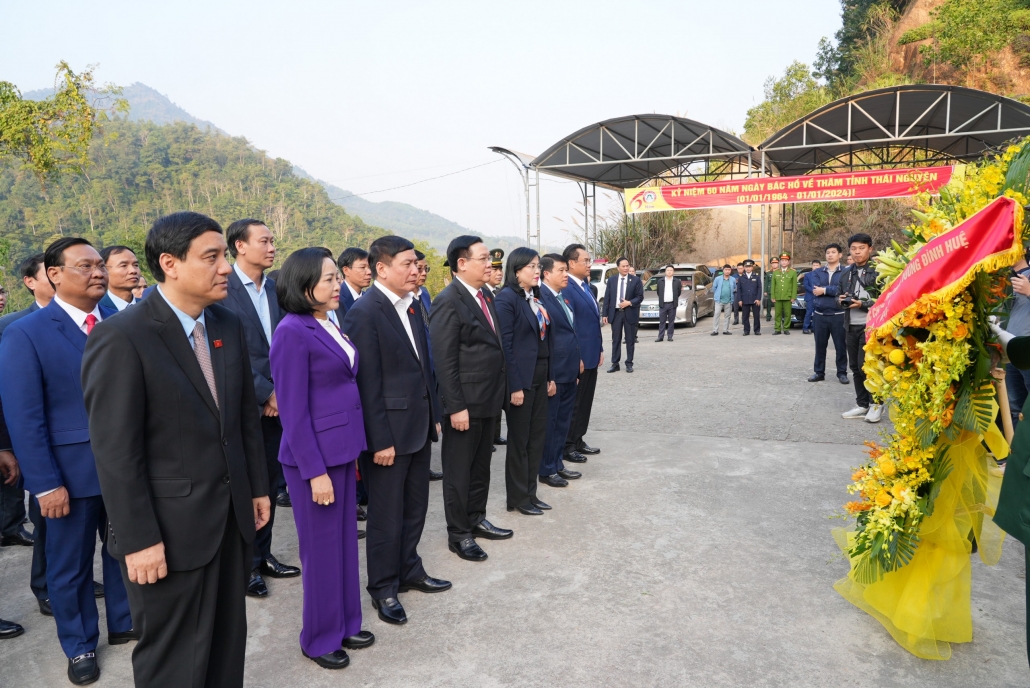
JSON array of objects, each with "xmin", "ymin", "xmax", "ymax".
[
  {"xmin": 839, "ymin": 233, "xmax": 882, "ymax": 423},
  {"xmin": 1004, "ymin": 252, "xmax": 1030, "ymax": 430}
]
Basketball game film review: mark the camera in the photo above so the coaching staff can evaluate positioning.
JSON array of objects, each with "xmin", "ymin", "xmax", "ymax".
[{"xmin": 839, "ymin": 295, "xmax": 855, "ymax": 307}]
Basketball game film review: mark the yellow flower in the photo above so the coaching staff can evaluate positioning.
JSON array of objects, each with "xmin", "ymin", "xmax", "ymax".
[
  {"xmin": 888, "ymin": 349, "xmax": 906, "ymax": 366},
  {"xmin": 878, "ymin": 458, "xmax": 897, "ymax": 477},
  {"xmin": 875, "ymin": 490, "xmax": 892, "ymax": 507}
]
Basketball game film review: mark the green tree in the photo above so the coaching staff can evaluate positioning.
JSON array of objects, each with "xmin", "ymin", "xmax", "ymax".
[
  {"xmin": 742, "ymin": 62, "xmax": 833, "ymax": 145},
  {"xmin": 899, "ymin": 0, "xmax": 1030, "ymax": 70}
]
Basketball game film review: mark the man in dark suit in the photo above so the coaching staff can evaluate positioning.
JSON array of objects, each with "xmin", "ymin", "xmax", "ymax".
[
  {"xmin": 655, "ymin": 265, "xmax": 682, "ymax": 342},
  {"xmin": 428, "ymin": 235, "xmax": 510, "ymax": 562},
  {"xmin": 413, "ymin": 250, "xmax": 444, "ymax": 482},
  {"xmin": 0, "ymin": 394, "xmax": 27, "ymax": 639},
  {"xmin": 343, "ymin": 236, "xmax": 451, "ymax": 626},
  {"xmin": 82, "ymin": 212, "xmax": 270, "ymax": 688},
  {"xmin": 0, "ymin": 238, "xmax": 133, "ymax": 684},
  {"xmin": 537, "ymin": 254, "xmax": 583, "ymax": 488},
  {"xmin": 562, "ymin": 244, "xmax": 602, "ymax": 463},
  {"xmin": 224, "ymin": 219, "xmax": 299, "ymax": 598},
  {"xmin": 98, "ymin": 245, "xmax": 141, "ymax": 311},
  {"xmin": 0, "ymin": 254, "xmax": 56, "ymax": 614},
  {"xmin": 602, "ymin": 256, "xmax": 643, "ymax": 373},
  {"xmin": 737, "ymin": 259, "xmax": 763, "ymax": 336},
  {"xmin": 334, "ymin": 247, "xmax": 372, "ymax": 321}
]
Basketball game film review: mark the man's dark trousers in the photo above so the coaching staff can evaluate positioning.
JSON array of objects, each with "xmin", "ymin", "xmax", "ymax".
[
  {"xmin": 441, "ymin": 416, "xmax": 495, "ymax": 544},
  {"xmin": 741, "ymin": 303, "xmax": 761, "ymax": 334},
  {"xmin": 0, "ymin": 479, "xmax": 25, "ymax": 538},
  {"xmin": 657, "ymin": 304, "xmax": 676, "ymax": 341},
  {"xmin": 609, "ymin": 310, "xmax": 635, "ymax": 365},
  {"xmin": 803, "ymin": 294, "xmax": 814, "ymax": 330},
  {"xmin": 846, "ymin": 324, "xmax": 871, "ymax": 407},
  {"xmin": 358, "ymin": 439, "xmax": 431, "ymax": 599},
  {"xmin": 29, "ymin": 496, "xmax": 47, "ymax": 602},
  {"xmin": 252, "ymin": 416, "xmax": 282, "ymax": 570},
  {"xmin": 813, "ymin": 312, "xmax": 847, "ymax": 377},
  {"xmin": 541, "ymin": 382, "xmax": 576, "ymax": 477},
  {"xmin": 122, "ymin": 511, "xmax": 248, "ymax": 687},
  {"xmin": 565, "ymin": 367, "xmax": 597, "ymax": 457},
  {"xmin": 731, "ymin": 299, "xmax": 740, "ymax": 324}
]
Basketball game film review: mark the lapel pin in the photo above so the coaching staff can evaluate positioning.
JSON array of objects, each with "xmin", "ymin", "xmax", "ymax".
[
  {"xmin": 409, "ymin": 307, "xmax": 415, "ymax": 315},
  {"xmin": 213, "ymin": 340, "xmax": 223, "ymax": 348}
]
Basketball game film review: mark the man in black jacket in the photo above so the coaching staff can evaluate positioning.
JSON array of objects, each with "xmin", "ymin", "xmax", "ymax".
[
  {"xmin": 808, "ymin": 243, "xmax": 849, "ymax": 384},
  {"xmin": 343, "ymin": 235, "xmax": 451, "ymax": 626},
  {"xmin": 428, "ymin": 235, "xmax": 510, "ymax": 562},
  {"xmin": 839, "ymin": 233, "xmax": 882, "ymax": 422},
  {"xmin": 654, "ymin": 264, "xmax": 682, "ymax": 342},
  {"xmin": 0, "ymin": 395, "xmax": 26, "ymax": 639},
  {"xmin": 737, "ymin": 259, "xmax": 763, "ymax": 335},
  {"xmin": 602, "ymin": 257, "xmax": 643, "ymax": 372},
  {"xmin": 83, "ymin": 212, "xmax": 270, "ymax": 688},
  {"xmin": 224, "ymin": 218, "xmax": 300, "ymax": 598}
]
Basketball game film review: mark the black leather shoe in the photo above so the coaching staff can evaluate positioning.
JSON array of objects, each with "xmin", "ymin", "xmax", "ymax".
[
  {"xmin": 342, "ymin": 630, "xmax": 376, "ymax": 649},
  {"xmin": 429, "ymin": 469, "xmax": 444, "ymax": 481},
  {"xmin": 108, "ymin": 629, "xmax": 140, "ymax": 645},
  {"xmin": 802, "ymin": 329, "xmax": 812, "ymax": 334},
  {"xmin": 67, "ymin": 653, "xmax": 99, "ymax": 685},
  {"xmin": 807, "ymin": 374, "xmax": 825, "ymax": 382},
  {"xmin": 0, "ymin": 528, "xmax": 34, "ymax": 547},
  {"xmin": 754, "ymin": 331, "xmax": 761, "ymax": 335},
  {"xmin": 517, "ymin": 504, "xmax": 544, "ymax": 515},
  {"xmin": 579, "ymin": 444, "xmax": 600, "ymax": 455},
  {"xmin": 722, "ymin": 331, "xmax": 731, "ymax": 335},
  {"xmin": 0, "ymin": 618, "xmax": 23, "ymax": 639},
  {"xmin": 838, "ymin": 374, "xmax": 850, "ymax": 385},
  {"xmin": 371, "ymin": 597, "xmax": 407, "ymax": 624},
  {"xmin": 449, "ymin": 538, "xmax": 487, "ymax": 561},
  {"xmin": 493, "ymin": 436, "xmax": 507, "ymax": 445},
  {"xmin": 540, "ymin": 474, "xmax": 569, "ymax": 488},
  {"xmin": 625, "ymin": 363, "xmax": 634, "ymax": 373},
  {"xmin": 656, "ymin": 337, "xmax": 665, "ymax": 342},
  {"xmin": 557, "ymin": 469, "xmax": 581, "ymax": 480},
  {"xmin": 303, "ymin": 648, "xmax": 350, "ymax": 669},
  {"xmin": 772, "ymin": 331, "xmax": 781, "ymax": 335},
  {"xmin": 247, "ymin": 571, "xmax": 268, "ymax": 598},
  {"xmin": 38, "ymin": 598, "xmax": 52, "ymax": 616},
  {"xmin": 276, "ymin": 490, "xmax": 292, "ymax": 508},
  {"xmin": 709, "ymin": 332, "xmax": 719, "ymax": 336},
  {"xmin": 564, "ymin": 451, "xmax": 587, "ymax": 463},
  {"xmin": 260, "ymin": 555, "xmax": 300, "ymax": 578},
  {"xmin": 606, "ymin": 364, "xmax": 620, "ymax": 373},
  {"xmin": 784, "ymin": 330, "xmax": 791, "ymax": 335},
  {"xmin": 472, "ymin": 519, "xmax": 513, "ymax": 540},
  {"xmin": 531, "ymin": 498, "xmax": 552, "ymax": 510},
  {"xmin": 742, "ymin": 331, "xmax": 750, "ymax": 336},
  {"xmin": 668, "ymin": 338, "xmax": 674, "ymax": 341},
  {"xmin": 356, "ymin": 505, "xmax": 367, "ymax": 521},
  {"xmin": 93, "ymin": 582, "xmax": 104, "ymax": 598},
  {"xmin": 358, "ymin": 529, "xmax": 366, "ymax": 539},
  {"xmin": 398, "ymin": 575, "xmax": 452, "ymax": 594}
]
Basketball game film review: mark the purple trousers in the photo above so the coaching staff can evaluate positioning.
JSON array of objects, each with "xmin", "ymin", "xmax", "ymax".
[{"xmin": 282, "ymin": 462, "xmax": 362, "ymax": 657}]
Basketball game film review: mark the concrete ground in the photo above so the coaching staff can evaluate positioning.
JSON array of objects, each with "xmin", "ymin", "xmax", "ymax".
[{"xmin": 0, "ymin": 314, "xmax": 1026, "ymax": 687}]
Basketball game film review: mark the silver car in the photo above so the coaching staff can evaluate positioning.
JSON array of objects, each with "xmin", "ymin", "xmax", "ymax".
[{"xmin": 638, "ymin": 270, "xmax": 714, "ymax": 328}]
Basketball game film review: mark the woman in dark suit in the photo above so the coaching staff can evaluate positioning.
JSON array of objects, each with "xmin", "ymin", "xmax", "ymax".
[
  {"xmin": 494, "ymin": 247, "xmax": 556, "ymax": 515},
  {"xmin": 270, "ymin": 247, "xmax": 374, "ymax": 670}
]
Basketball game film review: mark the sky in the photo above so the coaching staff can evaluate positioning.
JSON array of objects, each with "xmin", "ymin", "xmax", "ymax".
[{"xmin": 2, "ymin": 0, "xmax": 842, "ymax": 245}]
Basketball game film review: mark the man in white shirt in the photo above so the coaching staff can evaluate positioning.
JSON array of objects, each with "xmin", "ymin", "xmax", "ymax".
[
  {"xmin": 655, "ymin": 265, "xmax": 682, "ymax": 342},
  {"xmin": 99, "ymin": 246, "xmax": 141, "ymax": 312},
  {"xmin": 336, "ymin": 247, "xmax": 372, "ymax": 320}
]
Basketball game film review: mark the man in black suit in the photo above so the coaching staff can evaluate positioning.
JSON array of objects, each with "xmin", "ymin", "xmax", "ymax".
[
  {"xmin": 428, "ymin": 235, "xmax": 510, "ymax": 562},
  {"xmin": 82, "ymin": 212, "xmax": 270, "ymax": 688},
  {"xmin": 98, "ymin": 245, "xmax": 141, "ymax": 311},
  {"xmin": 334, "ymin": 247, "xmax": 372, "ymax": 321},
  {"xmin": 602, "ymin": 256, "xmax": 643, "ymax": 373},
  {"xmin": 342, "ymin": 236, "xmax": 451, "ymax": 626},
  {"xmin": 737, "ymin": 259, "xmax": 763, "ymax": 336},
  {"xmin": 655, "ymin": 264, "xmax": 682, "ymax": 342},
  {"xmin": 0, "ymin": 393, "xmax": 26, "ymax": 639},
  {"xmin": 224, "ymin": 219, "xmax": 300, "ymax": 598},
  {"xmin": 0, "ymin": 254, "xmax": 54, "ymax": 612}
]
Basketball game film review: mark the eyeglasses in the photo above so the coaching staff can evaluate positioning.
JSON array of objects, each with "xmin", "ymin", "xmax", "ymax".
[
  {"xmin": 59, "ymin": 263, "xmax": 108, "ymax": 276},
  {"xmin": 419, "ymin": 265, "xmax": 431, "ymax": 274}
]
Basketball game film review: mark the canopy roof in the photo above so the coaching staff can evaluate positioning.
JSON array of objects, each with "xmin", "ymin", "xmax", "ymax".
[
  {"xmin": 758, "ymin": 84, "xmax": 1030, "ymax": 176},
  {"xmin": 529, "ymin": 115, "xmax": 754, "ymax": 190}
]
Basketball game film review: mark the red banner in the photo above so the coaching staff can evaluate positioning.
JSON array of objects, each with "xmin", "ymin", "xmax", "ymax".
[
  {"xmin": 624, "ymin": 166, "xmax": 953, "ymax": 213},
  {"xmin": 867, "ymin": 196, "xmax": 1021, "ymax": 336}
]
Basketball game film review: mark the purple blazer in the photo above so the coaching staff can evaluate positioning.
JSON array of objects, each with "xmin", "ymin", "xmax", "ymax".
[{"xmin": 270, "ymin": 312, "xmax": 367, "ymax": 480}]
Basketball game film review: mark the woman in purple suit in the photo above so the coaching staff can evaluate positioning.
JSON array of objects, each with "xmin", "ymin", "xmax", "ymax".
[{"xmin": 270, "ymin": 247, "xmax": 374, "ymax": 670}]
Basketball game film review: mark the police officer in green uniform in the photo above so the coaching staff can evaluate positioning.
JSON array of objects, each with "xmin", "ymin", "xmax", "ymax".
[
  {"xmin": 770, "ymin": 252, "xmax": 798, "ymax": 335},
  {"xmin": 763, "ymin": 257, "xmax": 778, "ymax": 321}
]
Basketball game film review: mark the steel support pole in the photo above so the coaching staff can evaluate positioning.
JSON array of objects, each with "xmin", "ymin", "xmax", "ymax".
[
  {"xmin": 535, "ymin": 168, "xmax": 541, "ymax": 251},
  {"xmin": 760, "ymin": 151, "xmax": 766, "ymax": 277},
  {"xmin": 525, "ymin": 168, "xmax": 531, "ymax": 246}
]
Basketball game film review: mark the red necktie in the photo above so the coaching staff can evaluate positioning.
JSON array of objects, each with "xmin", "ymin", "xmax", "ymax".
[
  {"xmin": 85, "ymin": 314, "xmax": 97, "ymax": 335},
  {"xmin": 476, "ymin": 291, "xmax": 495, "ymax": 332}
]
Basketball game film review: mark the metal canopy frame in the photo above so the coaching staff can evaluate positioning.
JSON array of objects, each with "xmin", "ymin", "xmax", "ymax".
[{"xmin": 758, "ymin": 84, "xmax": 1030, "ymax": 176}]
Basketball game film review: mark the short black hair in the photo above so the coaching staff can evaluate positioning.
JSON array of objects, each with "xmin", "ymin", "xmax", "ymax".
[
  {"xmin": 146, "ymin": 212, "xmax": 223, "ymax": 282},
  {"xmin": 665, "ymin": 264, "xmax": 675, "ymax": 270},
  {"xmin": 18, "ymin": 254, "xmax": 45, "ymax": 293},
  {"xmin": 368, "ymin": 236, "xmax": 415, "ymax": 278},
  {"xmin": 825, "ymin": 243, "xmax": 843, "ymax": 253},
  {"xmin": 277, "ymin": 247, "xmax": 335, "ymax": 315},
  {"xmin": 225, "ymin": 219, "xmax": 266, "ymax": 258},
  {"xmin": 100, "ymin": 245, "xmax": 135, "ymax": 264},
  {"xmin": 736, "ymin": 262, "xmax": 743, "ymax": 267},
  {"xmin": 616, "ymin": 256, "xmax": 629, "ymax": 267},
  {"xmin": 446, "ymin": 235, "xmax": 483, "ymax": 273},
  {"xmin": 44, "ymin": 238, "xmax": 94, "ymax": 288},
  {"xmin": 414, "ymin": 249, "xmax": 426, "ymax": 261},
  {"xmin": 722, "ymin": 264, "xmax": 732, "ymax": 270},
  {"xmin": 848, "ymin": 233, "xmax": 873, "ymax": 248},
  {"xmin": 563, "ymin": 243, "xmax": 587, "ymax": 263},
  {"xmin": 540, "ymin": 253, "xmax": 567, "ymax": 276},
  {"xmin": 337, "ymin": 247, "xmax": 369, "ymax": 271},
  {"xmin": 504, "ymin": 247, "xmax": 540, "ymax": 292},
  {"xmin": 812, "ymin": 259, "xmax": 822, "ymax": 265}
]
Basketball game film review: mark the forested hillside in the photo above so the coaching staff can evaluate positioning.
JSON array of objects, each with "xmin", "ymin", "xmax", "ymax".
[{"xmin": 0, "ymin": 119, "xmax": 383, "ymax": 308}]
